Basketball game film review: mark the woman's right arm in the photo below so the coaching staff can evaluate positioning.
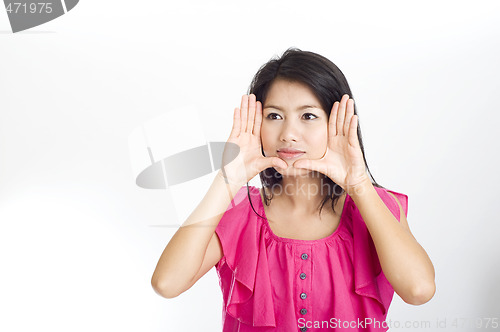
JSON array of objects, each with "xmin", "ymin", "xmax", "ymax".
[
  {"xmin": 150, "ymin": 170, "xmax": 242, "ymax": 299},
  {"xmin": 150, "ymin": 94, "xmax": 288, "ymax": 299}
]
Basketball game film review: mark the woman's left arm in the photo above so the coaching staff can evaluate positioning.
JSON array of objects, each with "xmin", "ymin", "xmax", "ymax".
[
  {"xmin": 292, "ymin": 94, "xmax": 435, "ymax": 305},
  {"xmin": 349, "ymin": 178, "xmax": 436, "ymax": 305}
]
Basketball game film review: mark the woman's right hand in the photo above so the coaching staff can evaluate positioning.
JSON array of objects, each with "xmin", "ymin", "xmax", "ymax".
[{"xmin": 218, "ymin": 94, "xmax": 288, "ymax": 188}]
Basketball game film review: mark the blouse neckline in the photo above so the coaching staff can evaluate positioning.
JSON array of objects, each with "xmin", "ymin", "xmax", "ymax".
[{"xmin": 252, "ymin": 186, "xmax": 350, "ymax": 244}]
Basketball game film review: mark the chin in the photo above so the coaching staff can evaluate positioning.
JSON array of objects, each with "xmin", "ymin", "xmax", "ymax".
[{"xmin": 274, "ymin": 165, "xmax": 313, "ymax": 177}]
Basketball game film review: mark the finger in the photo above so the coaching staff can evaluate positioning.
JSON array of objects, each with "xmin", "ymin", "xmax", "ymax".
[
  {"xmin": 329, "ymin": 102, "xmax": 339, "ymax": 137},
  {"xmin": 247, "ymin": 94, "xmax": 256, "ymax": 133},
  {"xmin": 337, "ymin": 94, "xmax": 349, "ymax": 136},
  {"xmin": 240, "ymin": 95, "xmax": 248, "ymax": 133},
  {"xmin": 349, "ymin": 115, "xmax": 359, "ymax": 147},
  {"xmin": 259, "ymin": 156, "xmax": 287, "ymax": 171},
  {"xmin": 293, "ymin": 159, "xmax": 320, "ymax": 172},
  {"xmin": 344, "ymin": 98, "xmax": 354, "ymax": 137},
  {"xmin": 253, "ymin": 100, "xmax": 262, "ymax": 136},
  {"xmin": 229, "ymin": 107, "xmax": 241, "ymax": 138},
  {"xmin": 272, "ymin": 157, "xmax": 288, "ymax": 169},
  {"xmin": 294, "ymin": 160, "xmax": 328, "ymax": 178}
]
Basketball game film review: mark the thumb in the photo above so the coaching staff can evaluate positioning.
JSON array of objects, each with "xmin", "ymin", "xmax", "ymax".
[
  {"xmin": 260, "ymin": 156, "xmax": 288, "ymax": 170},
  {"xmin": 272, "ymin": 157, "xmax": 288, "ymax": 170},
  {"xmin": 293, "ymin": 159, "xmax": 319, "ymax": 171}
]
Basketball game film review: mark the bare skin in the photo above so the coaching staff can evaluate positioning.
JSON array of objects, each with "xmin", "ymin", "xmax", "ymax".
[{"xmin": 260, "ymin": 186, "xmax": 347, "ymax": 241}]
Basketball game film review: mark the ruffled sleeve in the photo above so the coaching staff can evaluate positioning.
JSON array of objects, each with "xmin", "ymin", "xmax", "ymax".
[
  {"xmin": 351, "ymin": 186, "xmax": 409, "ymax": 316},
  {"xmin": 214, "ymin": 186, "xmax": 276, "ymax": 327}
]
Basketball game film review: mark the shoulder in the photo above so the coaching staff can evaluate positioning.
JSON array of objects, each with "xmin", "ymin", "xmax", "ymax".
[
  {"xmin": 371, "ymin": 186, "xmax": 407, "ymax": 213},
  {"xmin": 228, "ymin": 185, "xmax": 254, "ymax": 208},
  {"xmin": 217, "ymin": 185, "xmax": 259, "ymax": 225},
  {"xmin": 377, "ymin": 187, "xmax": 413, "ymax": 236}
]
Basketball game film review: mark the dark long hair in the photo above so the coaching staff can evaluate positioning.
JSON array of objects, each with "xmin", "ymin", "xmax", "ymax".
[{"xmin": 244, "ymin": 47, "xmax": 385, "ymax": 219}]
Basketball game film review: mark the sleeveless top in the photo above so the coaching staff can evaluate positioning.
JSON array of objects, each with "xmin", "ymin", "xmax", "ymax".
[{"xmin": 214, "ymin": 185, "xmax": 408, "ymax": 332}]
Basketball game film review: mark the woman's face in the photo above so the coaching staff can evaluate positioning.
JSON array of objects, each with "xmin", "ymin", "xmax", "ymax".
[{"xmin": 261, "ymin": 79, "xmax": 329, "ymax": 177}]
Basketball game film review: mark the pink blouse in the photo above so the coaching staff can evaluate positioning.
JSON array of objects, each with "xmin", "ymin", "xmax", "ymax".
[{"xmin": 215, "ymin": 185, "xmax": 408, "ymax": 332}]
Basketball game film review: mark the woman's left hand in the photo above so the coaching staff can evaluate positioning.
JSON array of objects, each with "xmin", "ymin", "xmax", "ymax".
[{"xmin": 293, "ymin": 94, "xmax": 370, "ymax": 192}]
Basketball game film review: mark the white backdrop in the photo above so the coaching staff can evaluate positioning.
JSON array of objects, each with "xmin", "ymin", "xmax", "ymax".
[{"xmin": 1, "ymin": 1, "xmax": 499, "ymax": 331}]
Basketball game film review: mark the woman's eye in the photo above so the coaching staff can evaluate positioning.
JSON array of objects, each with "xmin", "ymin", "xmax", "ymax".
[
  {"xmin": 303, "ymin": 113, "xmax": 318, "ymax": 120},
  {"xmin": 266, "ymin": 113, "xmax": 282, "ymax": 120}
]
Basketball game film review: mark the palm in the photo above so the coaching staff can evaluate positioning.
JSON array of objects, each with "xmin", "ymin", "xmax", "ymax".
[
  {"xmin": 221, "ymin": 94, "xmax": 287, "ymax": 187},
  {"xmin": 293, "ymin": 94, "xmax": 369, "ymax": 190},
  {"xmin": 225, "ymin": 131, "xmax": 266, "ymax": 179}
]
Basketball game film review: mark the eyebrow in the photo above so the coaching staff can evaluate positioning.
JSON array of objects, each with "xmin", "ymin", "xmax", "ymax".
[{"xmin": 263, "ymin": 104, "xmax": 322, "ymax": 112}]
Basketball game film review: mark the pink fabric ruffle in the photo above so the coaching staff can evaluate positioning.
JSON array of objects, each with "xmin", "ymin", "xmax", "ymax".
[{"xmin": 215, "ymin": 187, "xmax": 277, "ymax": 328}]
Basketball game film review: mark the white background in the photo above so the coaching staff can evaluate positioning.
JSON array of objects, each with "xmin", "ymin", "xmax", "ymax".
[{"xmin": 1, "ymin": 1, "xmax": 499, "ymax": 331}]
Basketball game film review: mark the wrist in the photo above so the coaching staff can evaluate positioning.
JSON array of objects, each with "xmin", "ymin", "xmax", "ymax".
[
  {"xmin": 345, "ymin": 176, "xmax": 373, "ymax": 197},
  {"xmin": 216, "ymin": 170, "xmax": 244, "ymax": 192}
]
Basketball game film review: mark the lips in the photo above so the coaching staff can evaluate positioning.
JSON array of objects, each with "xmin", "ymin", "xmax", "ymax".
[{"xmin": 277, "ymin": 148, "xmax": 305, "ymax": 159}]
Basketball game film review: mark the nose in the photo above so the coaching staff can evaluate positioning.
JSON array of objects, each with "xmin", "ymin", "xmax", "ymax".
[{"xmin": 279, "ymin": 119, "xmax": 299, "ymax": 142}]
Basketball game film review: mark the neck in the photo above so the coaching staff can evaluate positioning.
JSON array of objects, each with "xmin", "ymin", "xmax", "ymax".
[{"xmin": 269, "ymin": 171, "xmax": 338, "ymax": 215}]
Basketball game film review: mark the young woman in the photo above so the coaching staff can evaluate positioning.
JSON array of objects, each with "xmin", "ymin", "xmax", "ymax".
[{"xmin": 151, "ymin": 48, "xmax": 435, "ymax": 332}]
